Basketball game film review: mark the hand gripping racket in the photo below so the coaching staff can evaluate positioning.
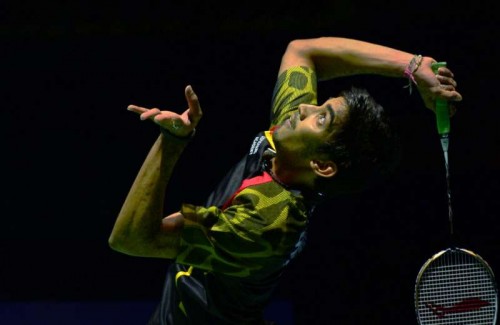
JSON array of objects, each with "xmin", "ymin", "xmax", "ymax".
[{"xmin": 414, "ymin": 63, "xmax": 498, "ymax": 324}]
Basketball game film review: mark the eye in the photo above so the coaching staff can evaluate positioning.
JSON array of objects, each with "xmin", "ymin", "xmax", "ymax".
[{"xmin": 317, "ymin": 113, "xmax": 326, "ymax": 126}]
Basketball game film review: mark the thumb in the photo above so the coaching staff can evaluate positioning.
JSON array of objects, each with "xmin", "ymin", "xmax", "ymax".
[{"xmin": 185, "ymin": 85, "xmax": 202, "ymax": 124}]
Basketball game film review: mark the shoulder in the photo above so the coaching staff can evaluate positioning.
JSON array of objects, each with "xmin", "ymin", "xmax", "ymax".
[
  {"xmin": 231, "ymin": 181, "xmax": 308, "ymax": 226},
  {"xmin": 271, "ymin": 66, "xmax": 318, "ymax": 127}
]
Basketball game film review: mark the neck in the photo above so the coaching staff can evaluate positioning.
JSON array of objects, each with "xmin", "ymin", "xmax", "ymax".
[{"xmin": 271, "ymin": 157, "xmax": 314, "ymax": 191}]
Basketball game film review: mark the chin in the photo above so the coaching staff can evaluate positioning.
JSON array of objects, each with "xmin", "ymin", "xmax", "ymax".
[{"xmin": 272, "ymin": 127, "xmax": 284, "ymax": 144}]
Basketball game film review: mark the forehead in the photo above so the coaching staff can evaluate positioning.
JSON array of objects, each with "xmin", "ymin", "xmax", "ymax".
[{"xmin": 324, "ymin": 96, "xmax": 347, "ymax": 111}]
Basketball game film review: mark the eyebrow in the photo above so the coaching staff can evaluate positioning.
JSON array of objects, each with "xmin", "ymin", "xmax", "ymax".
[{"xmin": 326, "ymin": 104, "xmax": 336, "ymax": 131}]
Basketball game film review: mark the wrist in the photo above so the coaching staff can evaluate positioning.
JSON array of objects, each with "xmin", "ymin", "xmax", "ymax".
[
  {"xmin": 403, "ymin": 54, "xmax": 423, "ymax": 94},
  {"xmin": 160, "ymin": 127, "xmax": 196, "ymax": 141}
]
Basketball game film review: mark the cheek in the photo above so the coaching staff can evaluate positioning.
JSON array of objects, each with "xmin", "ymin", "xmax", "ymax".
[
  {"xmin": 273, "ymin": 130, "xmax": 293, "ymax": 151},
  {"xmin": 280, "ymin": 134, "xmax": 309, "ymax": 153}
]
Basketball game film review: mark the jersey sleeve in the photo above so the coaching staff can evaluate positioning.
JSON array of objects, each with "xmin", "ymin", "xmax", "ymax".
[
  {"xmin": 176, "ymin": 182, "xmax": 308, "ymax": 278},
  {"xmin": 269, "ymin": 66, "xmax": 318, "ymax": 128}
]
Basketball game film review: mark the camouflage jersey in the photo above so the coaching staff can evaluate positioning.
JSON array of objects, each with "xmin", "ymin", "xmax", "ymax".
[{"xmin": 148, "ymin": 66, "xmax": 322, "ymax": 325}]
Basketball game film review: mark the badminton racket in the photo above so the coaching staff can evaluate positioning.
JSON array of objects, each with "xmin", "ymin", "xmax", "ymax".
[{"xmin": 414, "ymin": 62, "xmax": 498, "ymax": 324}]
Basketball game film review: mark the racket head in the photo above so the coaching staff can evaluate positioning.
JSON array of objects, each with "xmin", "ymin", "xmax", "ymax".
[{"xmin": 415, "ymin": 247, "xmax": 498, "ymax": 324}]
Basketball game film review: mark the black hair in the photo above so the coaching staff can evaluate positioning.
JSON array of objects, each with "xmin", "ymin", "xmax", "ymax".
[{"xmin": 314, "ymin": 86, "xmax": 400, "ymax": 196}]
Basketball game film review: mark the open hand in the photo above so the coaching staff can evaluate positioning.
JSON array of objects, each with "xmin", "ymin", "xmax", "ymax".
[{"xmin": 127, "ymin": 85, "xmax": 203, "ymax": 137}]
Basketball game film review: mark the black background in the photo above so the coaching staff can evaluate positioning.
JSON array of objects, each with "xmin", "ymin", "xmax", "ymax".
[{"xmin": 2, "ymin": 1, "xmax": 499, "ymax": 324}]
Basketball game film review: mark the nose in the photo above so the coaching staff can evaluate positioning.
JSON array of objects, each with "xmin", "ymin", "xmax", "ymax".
[{"xmin": 298, "ymin": 104, "xmax": 316, "ymax": 120}]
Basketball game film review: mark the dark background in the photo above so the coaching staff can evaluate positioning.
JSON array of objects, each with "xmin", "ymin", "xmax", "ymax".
[{"xmin": 2, "ymin": 1, "xmax": 499, "ymax": 324}]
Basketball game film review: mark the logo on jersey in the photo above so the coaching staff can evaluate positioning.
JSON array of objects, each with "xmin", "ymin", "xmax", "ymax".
[{"xmin": 249, "ymin": 135, "xmax": 265, "ymax": 155}]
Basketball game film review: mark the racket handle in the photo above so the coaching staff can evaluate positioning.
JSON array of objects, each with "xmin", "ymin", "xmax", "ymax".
[{"xmin": 432, "ymin": 62, "xmax": 451, "ymax": 135}]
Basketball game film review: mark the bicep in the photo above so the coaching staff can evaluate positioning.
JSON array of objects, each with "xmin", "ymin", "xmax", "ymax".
[
  {"xmin": 109, "ymin": 213, "xmax": 182, "ymax": 259},
  {"xmin": 137, "ymin": 212, "xmax": 185, "ymax": 258}
]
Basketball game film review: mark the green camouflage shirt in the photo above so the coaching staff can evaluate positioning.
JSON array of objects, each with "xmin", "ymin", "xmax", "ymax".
[{"xmin": 176, "ymin": 66, "xmax": 319, "ymax": 278}]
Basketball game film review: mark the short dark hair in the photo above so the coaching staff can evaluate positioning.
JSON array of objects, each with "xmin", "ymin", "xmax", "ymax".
[{"xmin": 314, "ymin": 86, "xmax": 400, "ymax": 196}]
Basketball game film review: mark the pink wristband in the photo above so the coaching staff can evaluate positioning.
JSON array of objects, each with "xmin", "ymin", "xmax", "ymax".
[{"xmin": 403, "ymin": 54, "xmax": 423, "ymax": 94}]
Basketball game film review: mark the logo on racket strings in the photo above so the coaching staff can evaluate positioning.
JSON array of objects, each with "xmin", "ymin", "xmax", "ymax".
[{"xmin": 426, "ymin": 297, "xmax": 491, "ymax": 318}]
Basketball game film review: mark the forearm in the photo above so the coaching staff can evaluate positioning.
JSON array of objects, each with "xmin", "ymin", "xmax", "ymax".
[
  {"xmin": 280, "ymin": 37, "xmax": 421, "ymax": 81},
  {"xmin": 109, "ymin": 133, "xmax": 187, "ymax": 258}
]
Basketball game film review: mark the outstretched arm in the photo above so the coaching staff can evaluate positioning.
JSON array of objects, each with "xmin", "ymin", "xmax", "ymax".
[
  {"xmin": 278, "ymin": 37, "xmax": 462, "ymax": 112},
  {"xmin": 108, "ymin": 85, "xmax": 202, "ymax": 259}
]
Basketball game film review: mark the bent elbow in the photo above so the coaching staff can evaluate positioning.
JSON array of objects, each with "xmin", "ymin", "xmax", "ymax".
[
  {"xmin": 286, "ymin": 39, "xmax": 305, "ymax": 55},
  {"xmin": 108, "ymin": 235, "xmax": 118, "ymax": 250},
  {"xmin": 108, "ymin": 234, "xmax": 132, "ymax": 255}
]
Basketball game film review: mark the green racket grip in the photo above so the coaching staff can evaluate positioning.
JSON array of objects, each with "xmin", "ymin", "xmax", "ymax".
[{"xmin": 431, "ymin": 62, "xmax": 451, "ymax": 135}]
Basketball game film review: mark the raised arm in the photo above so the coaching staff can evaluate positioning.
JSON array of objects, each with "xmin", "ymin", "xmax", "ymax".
[
  {"xmin": 108, "ymin": 85, "xmax": 202, "ymax": 259},
  {"xmin": 278, "ymin": 37, "xmax": 462, "ymax": 111}
]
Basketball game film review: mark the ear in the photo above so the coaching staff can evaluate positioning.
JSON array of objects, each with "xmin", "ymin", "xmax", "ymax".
[{"xmin": 310, "ymin": 159, "xmax": 337, "ymax": 178}]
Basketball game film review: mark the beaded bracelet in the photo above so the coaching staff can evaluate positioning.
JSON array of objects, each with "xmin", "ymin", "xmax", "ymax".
[{"xmin": 403, "ymin": 54, "xmax": 423, "ymax": 94}]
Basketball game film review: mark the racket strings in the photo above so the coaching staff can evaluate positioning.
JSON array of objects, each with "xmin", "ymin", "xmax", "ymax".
[{"xmin": 416, "ymin": 249, "xmax": 498, "ymax": 324}]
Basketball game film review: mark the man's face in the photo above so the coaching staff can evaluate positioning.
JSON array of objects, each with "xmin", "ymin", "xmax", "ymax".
[{"xmin": 273, "ymin": 96, "xmax": 348, "ymax": 161}]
